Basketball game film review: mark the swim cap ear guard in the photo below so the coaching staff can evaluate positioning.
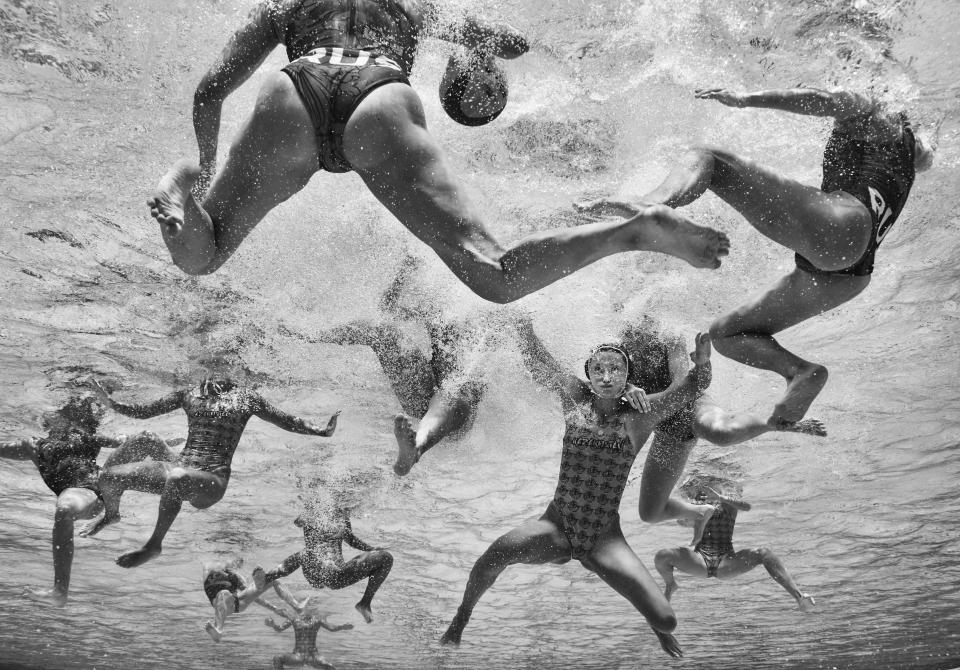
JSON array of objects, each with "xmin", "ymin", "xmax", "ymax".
[
  {"xmin": 439, "ymin": 53, "xmax": 509, "ymax": 127},
  {"xmin": 583, "ymin": 344, "xmax": 634, "ymax": 380}
]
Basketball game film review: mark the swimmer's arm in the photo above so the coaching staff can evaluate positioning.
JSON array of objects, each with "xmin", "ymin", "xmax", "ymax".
[
  {"xmin": 642, "ymin": 337, "xmax": 691, "ymax": 407},
  {"xmin": 105, "ymin": 391, "xmax": 185, "ymax": 420},
  {"xmin": 710, "ymin": 487, "xmax": 751, "ymax": 512},
  {"xmin": 343, "ymin": 522, "xmax": 376, "ymax": 552},
  {"xmin": 647, "ymin": 334, "xmax": 712, "ymax": 420},
  {"xmin": 0, "ymin": 438, "xmax": 37, "ymax": 463},
  {"xmin": 264, "ymin": 617, "xmax": 293, "ymax": 632},
  {"xmin": 193, "ymin": 2, "xmax": 282, "ymax": 184},
  {"xmin": 423, "ymin": 2, "xmax": 528, "ymax": 59},
  {"xmin": 319, "ymin": 616, "xmax": 354, "ymax": 632},
  {"xmin": 252, "ymin": 397, "xmax": 341, "ymax": 437},
  {"xmin": 697, "ymin": 87, "xmax": 875, "ymax": 119},
  {"xmin": 515, "ymin": 318, "xmax": 590, "ymax": 405}
]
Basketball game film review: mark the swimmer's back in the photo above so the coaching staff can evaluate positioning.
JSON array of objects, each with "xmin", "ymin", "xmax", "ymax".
[{"xmin": 263, "ymin": 0, "xmax": 428, "ymax": 72}]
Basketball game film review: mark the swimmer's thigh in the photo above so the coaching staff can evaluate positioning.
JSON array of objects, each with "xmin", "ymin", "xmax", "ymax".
[
  {"xmin": 638, "ymin": 433, "xmax": 697, "ymax": 519},
  {"xmin": 485, "ymin": 512, "xmax": 571, "ymax": 566},
  {"xmin": 714, "ymin": 549, "xmax": 763, "ymax": 579},
  {"xmin": 581, "ymin": 525, "xmax": 675, "ymax": 628},
  {"xmin": 710, "ymin": 268, "xmax": 870, "ymax": 339},
  {"xmin": 201, "ymin": 72, "xmax": 321, "ymax": 270},
  {"xmin": 104, "ymin": 432, "xmax": 176, "ymax": 468},
  {"xmin": 173, "ymin": 467, "xmax": 228, "ymax": 509},
  {"xmin": 663, "ymin": 547, "xmax": 710, "ymax": 578},
  {"xmin": 702, "ymin": 147, "xmax": 870, "ymax": 260},
  {"xmin": 344, "ymin": 84, "xmax": 509, "ymax": 297}
]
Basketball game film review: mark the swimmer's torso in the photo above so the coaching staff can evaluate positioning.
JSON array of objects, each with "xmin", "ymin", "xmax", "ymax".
[
  {"xmin": 301, "ymin": 512, "xmax": 350, "ymax": 576},
  {"xmin": 264, "ymin": 0, "xmax": 429, "ymax": 72},
  {"xmin": 695, "ymin": 503, "xmax": 736, "ymax": 557},
  {"xmin": 822, "ymin": 112, "xmax": 916, "ymax": 237},
  {"xmin": 552, "ymin": 406, "xmax": 640, "ymax": 556},
  {"xmin": 177, "ymin": 388, "xmax": 262, "ymax": 477},
  {"xmin": 292, "ymin": 617, "xmax": 323, "ymax": 654},
  {"xmin": 34, "ymin": 430, "xmax": 107, "ymax": 495}
]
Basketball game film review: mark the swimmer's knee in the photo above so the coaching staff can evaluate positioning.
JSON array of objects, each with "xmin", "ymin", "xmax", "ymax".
[
  {"xmin": 653, "ymin": 549, "xmax": 672, "ymax": 568},
  {"xmin": 638, "ymin": 504, "xmax": 667, "ymax": 524},
  {"xmin": 755, "ymin": 546, "xmax": 775, "ymax": 562}
]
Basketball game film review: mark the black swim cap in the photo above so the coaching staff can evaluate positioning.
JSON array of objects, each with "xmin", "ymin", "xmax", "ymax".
[
  {"xmin": 583, "ymin": 343, "xmax": 633, "ymax": 379},
  {"xmin": 439, "ymin": 54, "xmax": 508, "ymax": 127}
]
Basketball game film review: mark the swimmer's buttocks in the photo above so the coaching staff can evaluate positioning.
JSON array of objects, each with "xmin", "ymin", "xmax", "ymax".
[{"xmin": 439, "ymin": 53, "xmax": 508, "ymax": 127}]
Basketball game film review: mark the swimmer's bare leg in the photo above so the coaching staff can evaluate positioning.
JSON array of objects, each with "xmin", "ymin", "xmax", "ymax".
[
  {"xmin": 115, "ymin": 466, "xmax": 226, "ymax": 568},
  {"xmin": 581, "ymin": 527, "xmax": 682, "ymax": 658},
  {"xmin": 654, "ymin": 547, "xmax": 709, "ymax": 602},
  {"xmin": 205, "ymin": 589, "xmax": 236, "ymax": 642},
  {"xmin": 710, "ymin": 268, "xmax": 870, "ymax": 423},
  {"xmin": 151, "ymin": 72, "xmax": 319, "ymax": 276},
  {"xmin": 715, "ymin": 548, "xmax": 816, "ymax": 611},
  {"xmin": 693, "ymin": 400, "xmax": 826, "ymax": 446},
  {"xmin": 79, "ymin": 460, "xmax": 170, "ymax": 537},
  {"xmin": 344, "ymin": 84, "xmax": 730, "ymax": 305},
  {"xmin": 393, "ymin": 389, "xmax": 475, "ymax": 475},
  {"xmin": 441, "ymin": 515, "xmax": 570, "ymax": 645},
  {"xmin": 637, "ymin": 433, "xmax": 713, "ymax": 540},
  {"xmin": 26, "ymin": 488, "xmax": 102, "ymax": 607}
]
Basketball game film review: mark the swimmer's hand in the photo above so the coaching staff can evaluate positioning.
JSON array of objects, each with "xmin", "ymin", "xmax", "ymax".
[
  {"xmin": 622, "ymin": 384, "xmax": 651, "ymax": 413},
  {"xmin": 695, "ymin": 88, "xmax": 745, "ymax": 108},
  {"xmin": 318, "ymin": 410, "xmax": 341, "ymax": 437},
  {"xmin": 690, "ymin": 332, "xmax": 712, "ymax": 390}
]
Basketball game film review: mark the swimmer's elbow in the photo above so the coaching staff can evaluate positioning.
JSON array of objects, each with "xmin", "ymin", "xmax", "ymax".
[{"xmin": 494, "ymin": 27, "xmax": 529, "ymax": 59}]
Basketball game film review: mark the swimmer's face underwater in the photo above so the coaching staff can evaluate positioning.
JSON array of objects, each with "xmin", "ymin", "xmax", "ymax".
[{"xmin": 585, "ymin": 350, "xmax": 630, "ymax": 399}]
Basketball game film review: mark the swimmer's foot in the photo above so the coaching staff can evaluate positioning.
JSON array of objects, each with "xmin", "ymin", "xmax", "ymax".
[
  {"xmin": 355, "ymin": 601, "xmax": 374, "ymax": 624},
  {"xmin": 393, "ymin": 414, "xmax": 420, "ymax": 476},
  {"xmin": 689, "ymin": 504, "xmax": 715, "ymax": 546},
  {"xmin": 796, "ymin": 593, "xmax": 816, "ymax": 612},
  {"xmin": 574, "ymin": 198, "xmax": 643, "ymax": 218},
  {"xmin": 773, "ymin": 417, "xmax": 827, "ymax": 437},
  {"xmin": 205, "ymin": 621, "xmax": 222, "ymax": 643},
  {"xmin": 631, "ymin": 205, "xmax": 730, "ymax": 269},
  {"xmin": 652, "ymin": 628, "xmax": 683, "ymax": 658},
  {"xmin": 25, "ymin": 586, "xmax": 68, "ymax": 608},
  {"xmin": 771, "ymin": 364, "xmax": 828, "ymax": 424},
  {"xmin": 147, "ymin": 159, "xmax": 201, "ymax": 237},
  {"xmin": 116, "ymin": 544, "xmax": 161, "ymax": 568},
  {"xmin": 440, "ymin": 613, "xmax": 467, "ymax": 646},
  {"xmin": 78, "ymin": 512, "xmax": 119, "ymax": 538}
]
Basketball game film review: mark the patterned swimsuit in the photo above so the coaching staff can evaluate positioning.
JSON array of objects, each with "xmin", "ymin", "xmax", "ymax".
[
  {"xmin": 694, "ymin": 503, "xmax": 736, "ymax": 577},
  {"xmin": 550, "ymin": 412, "xmax": 640, "ymax": 559}
]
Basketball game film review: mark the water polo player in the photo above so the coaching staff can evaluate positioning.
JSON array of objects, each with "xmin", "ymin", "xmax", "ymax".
[
  {"xmin": 0, "ymin": 397, "xmax": 177, "ymax": 606},
  {"xmin": 262, "ymin": 495, "xmax": 393, "ymax": 624},
  {"xmin": 581, "ymin": 86, "xmax": 933, "ymax": 423},
  {"xmin": 654, "ymin": 482, "xmax": 815, "ymax": 611},
  {"xmin": 81, "ymin": 376, "xmax": 339, "ymax": 568},
  {"xmin": 617, "ymin": 315, "xmax": 825, "ymax": 531},
  {"xmin": 148, "ymin": 0, "xmax": 728, "ymax": 303},
  {"xmin": 440, "ymin": 333, "xmax": 713, "ymax": 659}
]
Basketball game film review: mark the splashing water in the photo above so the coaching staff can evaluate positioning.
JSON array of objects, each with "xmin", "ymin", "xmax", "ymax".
[{"xmin": 1, "ymin": 0, "xmax": 959, "ymax": 668}]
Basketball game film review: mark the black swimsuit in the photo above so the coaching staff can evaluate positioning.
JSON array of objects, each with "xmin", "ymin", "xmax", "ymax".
[
  {"xmin": 270, "ymin": 0, "xmax": 421, "ymax": 172},
  {"xmin": 796, "ymin": 115, "xmax": 916, "ymax": 276},
  {"xmin": 35, "ymin": 432, "xmax": 108, "ymax": 498}
]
